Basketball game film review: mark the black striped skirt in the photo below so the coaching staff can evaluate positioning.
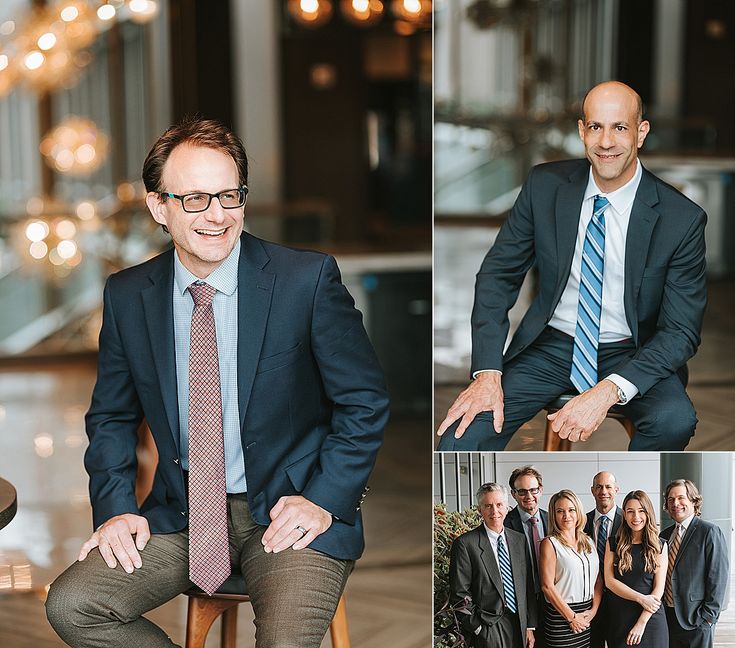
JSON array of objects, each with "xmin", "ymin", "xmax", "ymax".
[{"xmin": 545, "ymin": 599, "xmax": 593, "ymax": 648}]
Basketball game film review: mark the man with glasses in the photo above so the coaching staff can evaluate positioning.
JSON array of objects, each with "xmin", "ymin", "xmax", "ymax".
[
  {"xmin": 661, "ymin": 479, "xmax": 728, "ymax": 648},
  {"xmin": 451, "ymin": 483, "xmax": 537, "ymax": 648},
  {"xmin": 504, "ymin": 466, "xmax": 547, "ymax": 648},
  {"xmin": 46, "ymin": 117, "xmax": 389, "ymax": 647},
  {"xmin": 583, "ymin": 471, "xmax": 622, "ymax": 648}
]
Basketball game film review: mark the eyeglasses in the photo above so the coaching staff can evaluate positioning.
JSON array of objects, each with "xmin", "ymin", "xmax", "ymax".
[
  {"xmin": 512, "ymin": 488, "xmax": 540, "ymax": 497},
  {"xmin": 160, "ymin": 186, "xmax": 248, "ymax": 213}
]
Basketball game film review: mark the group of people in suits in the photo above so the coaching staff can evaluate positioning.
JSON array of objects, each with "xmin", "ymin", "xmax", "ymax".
[{"xmin": 448, "ymin": 467, "xmax": 729, "ymax": 648}]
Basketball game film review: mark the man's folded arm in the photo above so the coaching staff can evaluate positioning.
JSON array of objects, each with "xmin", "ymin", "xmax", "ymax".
[
  {"xmin": 615, "ymin": 211, "xmax": 707, "ymax": 395},
  {"xmin": 84, "ymin": 279, "xmax": 144, "ymax": 529},
  {"xmin": 301, "ymin": 255, "xmax": 389, "ymax": 525}
]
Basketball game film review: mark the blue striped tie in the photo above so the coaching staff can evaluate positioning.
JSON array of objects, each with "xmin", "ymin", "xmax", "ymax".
[
  {"xmin": 571, "ymin": 195, "xmax": 609, "ymax": 393},
  {"xmin": 597, "ymin": 515, "xmax": 609, "ymax": 567},
  {"xmin": 497, "ymin": 535, "xmax": 517, "ymax": 613}
]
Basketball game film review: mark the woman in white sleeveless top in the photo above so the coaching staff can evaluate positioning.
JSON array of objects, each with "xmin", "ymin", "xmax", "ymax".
[{"xmin": 540, "ymin": 489, "xmax": 602, "ymax": 648}]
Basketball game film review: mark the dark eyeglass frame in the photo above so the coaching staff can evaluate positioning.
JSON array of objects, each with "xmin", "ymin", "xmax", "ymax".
[
  {"xmin": 160, "ymin": 186, "xmax": 249, "ymax": 213},
  {"xmin": 511, "ymin": 488, "xmax": 540, "ymax": 496}
]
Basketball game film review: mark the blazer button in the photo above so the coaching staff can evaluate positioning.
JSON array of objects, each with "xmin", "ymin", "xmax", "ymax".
[
  {"xmin": 173, "ymin": 458, "xmax": 179, "ymax": 464},
  {"xmin": 180, "ymin": 511, "xmax": 186, "ymax": 516}
]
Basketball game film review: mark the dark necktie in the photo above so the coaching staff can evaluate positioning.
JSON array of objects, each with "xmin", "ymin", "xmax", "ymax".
[
  {"xmin": 664, "ymin": 524, "xmax": 683, "ymax": 606},
  {"xmin": 187, "ymin": 282, "xmax": 230, "ymax": 595},
  {"xmin": 571, "ymin": 195, "xmax": 609, "ymax": 392},
  {"xmin": 528, "ymin": 515, "xmax": 542, "ymax": 575},
  {"xmin": 597, "ymin": 515, "xmax": 609, "ymax": 567}
]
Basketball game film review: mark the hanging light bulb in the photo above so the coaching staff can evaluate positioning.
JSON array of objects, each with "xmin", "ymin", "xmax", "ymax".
[
  {"xmin": 127, "ymin": 0, "xmax": 160, "ymax": 24},
  {"xmin": 341, "ymin": 0, "xmax": 384, "ymax": 26},
  {"xmin": 391, "ymin": 0, "xmax": 431, "ymax": 24},
  {"xmin": 288, "ymin": 0, "xmax": 334, "ymax": 28}
]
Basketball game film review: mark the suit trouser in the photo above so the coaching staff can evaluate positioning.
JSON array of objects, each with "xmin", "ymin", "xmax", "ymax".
[
  {"xmin": 45, "ymin": 494, "xmax": 352, "ymax": 648},
  {"xmin": 589, "ymin": 591, "xmax": 610, "ymax": 648},
  {"xmin": 479, "ymin": 610, "xmax": 524, "ymax": 648},
  {"xmin": 437, "ymin": 327, "xmax": 697, "ymax": 451},
  {"xmin": 665, "ymin": 606, "xmax": 714, "ymax": 648}
]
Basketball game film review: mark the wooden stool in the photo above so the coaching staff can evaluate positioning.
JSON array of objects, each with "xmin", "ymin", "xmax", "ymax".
[
  {"xmin": 185, "ymin": 570, "xmax": 351, "ymax": 648},
  {"xmin": 543, "ymin": 394, "xmax": 636, "ymax": 451}
]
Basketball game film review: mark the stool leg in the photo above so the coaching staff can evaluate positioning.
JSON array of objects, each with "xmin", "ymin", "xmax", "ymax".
[
  {"xmin": 544, "ymin": 418, "xmax": 570, "ymax": 451},
  {"xmin": 329, "ymin": 595, "xmax": 350, "ymax": 648},
  {"xmin": 185, "ymin": 596, "xmax": 241, "ymax": 648},
  {"xmin": 220, "ymin": 605, "xmax": 238, "ymax": 648}
]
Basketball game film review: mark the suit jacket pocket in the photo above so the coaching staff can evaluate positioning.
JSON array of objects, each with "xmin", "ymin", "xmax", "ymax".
[
  {"xmin": 285, "ymin": 448, "xmax": 320, "ymax": 492},
  {"xmin": 257, "ymin": 342, "xmax": 303, "ymax": 374}
]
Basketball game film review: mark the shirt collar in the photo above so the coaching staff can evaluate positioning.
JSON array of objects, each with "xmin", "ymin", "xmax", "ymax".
[
  {"xmin": 174, "ymin": 239, "xmax": 240, "ymax": 297},
  {"xmin": 483, "ymin": 522, "xmax": 507, "ymax": 543},
  {"xmin": 584, "ymin": 158, "xmax": 643, "ymax": 215},
  {"xmin": 517, "ymin": 507, "xmax": 539, "ymax": 523},
  {"xmin": 677, "ymin": 514, "xmax": 695, "ymax": 533},
  {"xmin": 594, "ymin": 507, "xmax": 617, "ymax": 525}
]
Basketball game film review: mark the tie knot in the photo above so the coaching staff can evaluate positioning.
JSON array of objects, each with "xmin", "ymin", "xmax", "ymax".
[
  {"xmin": 529, "ymin": 516, "xmax": 538, "ymax": 525},
  {"xmin": 593, "ymin": 194, "xmax": 610, "ymax": 213},
  {"xmin": 188, "ymin": 282, "xmax": 216, "ymax": 306}
]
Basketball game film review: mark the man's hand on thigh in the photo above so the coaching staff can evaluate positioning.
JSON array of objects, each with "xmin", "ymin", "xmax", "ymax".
[
  {"xmin": 262, "ymin": 495, "xmax": 332, "ymax": 554},
  {"xmin": 78, "ymin": 513, "xmax": 150, "ymax": 574},
  {"xmin": 547, "ymin": 380, "xmax": 619, "ymax": 442},
  {"xmin": 436, "ymin": 372, "xmax": 504, "ymax": 439}
]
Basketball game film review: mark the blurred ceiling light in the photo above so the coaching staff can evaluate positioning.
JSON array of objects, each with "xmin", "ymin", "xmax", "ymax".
[
  {"xmin": 55, "ymin": 218, "xmax": 77, "ymax": 238},
  {"xmin": 57, "ymin": 239, "xmax": 77, "ymax": 260},
  {"xmin": 60, "ymin": 5, "xmax": 80, "ymax": 22},
  {"xmin": 26, "ymin": 197, "xmax": 45, "ymax": 216},
  {"xmin": 25, "ymin": 220, "xmax": 50, "ymax": 242},
  {"xmin": 34, "ymin": 432, "xmax": 54, "ymax": 458},
  {"xmin": 0, "ymin": 55, "xmax": 8, "ymax": 72},
  {"xmin": 49, "ymin": 247, "xmax": 65, "ymax": 266},
  {"xmin": 288, "ymin": 0, "xmax": 334, "ymax": 28},
  {"xmin": 24, "ymin": 51, "xmax": 45, "ymax": 70},
  {"xmin": 392, "ymin": 0, "xmax": 431, "ymax": 23},
  {"xmin": 341, "ymin": 0, "xmax": 384, "ymax": 26},
  {"xmin": 97, "ymin": 4, "xmax": 116, "ymax": 21},
  {"xmin": 37, "ymin": 32, "xmax": 57, "ymax": 50},
  {"xmin": 0, "ymin": 21, "xmax": 15, "ymax": 36},
  {"xmin": 76, "ymin": 201, "xmax": 96, "ymax": 220},
  {"xmin": 29, "ymin": 241, "xmax": 49, "ymax": 259},
  {"xmin": 127, "ymin": 0, "xmax": 159, "ymax": 23},
  {"xmin": 116, "ymin": 182, "xmax": 136, "ymax": 202},
  {"xmin": 41, "ymin": 117, "xmax": 109, "ymax": 176}
]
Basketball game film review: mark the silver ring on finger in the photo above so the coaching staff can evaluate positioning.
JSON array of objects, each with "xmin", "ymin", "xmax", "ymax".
[{"xmin": 294, "ymin": 525, "xmax": 307, "ymax": 538}]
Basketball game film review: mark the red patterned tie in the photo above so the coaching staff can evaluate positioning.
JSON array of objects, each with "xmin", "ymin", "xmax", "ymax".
[{"xmin": 187, "ymin": 282, "xmax": 230, "ymax": 595}]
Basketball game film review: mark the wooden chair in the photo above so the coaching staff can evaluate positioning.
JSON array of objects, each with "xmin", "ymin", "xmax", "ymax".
[
  {"xmin": 184, "ymin": 570, "xmax": 350, "ymax": 648},
  {"xmin": 543, "ymin": 393, "xmax": 635, "ymax": 451}
]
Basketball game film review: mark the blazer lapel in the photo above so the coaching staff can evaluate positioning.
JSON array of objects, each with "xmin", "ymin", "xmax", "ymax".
[
  {"xmin": 623, "ymin": 169, "xmax": 660, "ymax": 342},
  {"xmin": 508, "ymin": 532, "xmax": 526, "ymax": 604},
  {"xmin": 477, "ymin": 526, "xmax": 504, "ymax": 597},
  {"xmin": 552, "ymin": 167, "xmax": 588, "ymax": 312},
  {"xmin": 237, "ymin": 234, "xmax": 275, "ymax": 430},
  {"xmin": 141, "ymin": 251, "xmax": 180, "ymax": 450}
]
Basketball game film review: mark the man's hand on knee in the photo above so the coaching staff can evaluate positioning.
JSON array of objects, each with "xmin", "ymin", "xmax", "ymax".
[
  {"xmin": 78, "ymin": 513, "xmax": 150, "ymax": 574},
  {"xmin": 547, "ymin": 380, "xmax": 619, "ymax": 442},
  {"xmin": 436, "ymin": 372, "xmax": 504, "ymax": 439},
  {"xmin": 262, "ymin": 495, "xmax": 332, "ymax": 554}
]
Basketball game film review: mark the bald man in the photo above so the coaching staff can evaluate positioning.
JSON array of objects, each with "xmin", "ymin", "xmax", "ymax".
[
  {"xmin": 584, "ymin": 472, "xmax": 623, "ymax": 648},
  {"xmin": 437, "ymin": 81, "xmax": 706, "ymax": 451}
]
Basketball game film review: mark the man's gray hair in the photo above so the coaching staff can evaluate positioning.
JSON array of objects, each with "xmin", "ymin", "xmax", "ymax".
[{"xmin": 476, "ymin": 482, "xmax": 509, "ymax": 504}]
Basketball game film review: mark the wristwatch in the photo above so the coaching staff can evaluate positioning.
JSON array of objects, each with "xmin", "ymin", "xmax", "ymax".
[{"xmin": 616, "ymin": 385, "xmax": 628, "ymax": 405}]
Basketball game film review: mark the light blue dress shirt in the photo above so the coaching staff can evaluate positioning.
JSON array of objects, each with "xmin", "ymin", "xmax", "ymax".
[{"xmin": 173, "ymin": 240, "xmax": 247, "ymax": 493}]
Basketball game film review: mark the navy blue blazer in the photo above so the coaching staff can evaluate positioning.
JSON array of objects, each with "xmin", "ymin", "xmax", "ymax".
[
  {"xmin": 84, "ymin": 232, "xmax": 389, "ymax": 560},
  {"xmin": 471, "ymin": 159, "xmax": 707, "ymax": 395}
]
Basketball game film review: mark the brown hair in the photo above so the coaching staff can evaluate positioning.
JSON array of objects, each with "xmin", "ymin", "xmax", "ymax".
[
  {"xmin": 547, "ymin": 490, "xmax": 593, "ymax": 554},
  {"xmin": 508, "ymin": 465, "xmax": 543, "ymax": 491},
  {"xmin": 142, "ymin": 116, "xmax": 249, "ymax": 194},
  {"xmin": 615, "ymin": 490, "xmax": 662, "ymax": 574},
  {"xmin": 664, "ymin": 479, "xmax": 703, "ymax": 517}
]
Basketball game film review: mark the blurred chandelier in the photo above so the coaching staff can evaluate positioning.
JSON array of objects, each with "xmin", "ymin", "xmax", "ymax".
[
  {"xmin": 288, "ymin": 0, "xmax": 430, "ymax": 30},
  {"xmin": 40, "ymin": 116, "xmax": 109, "ymax": 176},
  {"xmin": 0, "ymin": 0, "xmax": 159, "ymax": 96}
]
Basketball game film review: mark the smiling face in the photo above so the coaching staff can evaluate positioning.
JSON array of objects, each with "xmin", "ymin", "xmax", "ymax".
[
  {"xmin": 624, "ymin": 499, "xmax": 647, "ymax": 535},
  {"xmin": 578, "ymin": 82, "xmax": 650, "ymax": 193},
  {"xmin": 478, "ymin": 490, "xmax": 509, "ymax": 533},
  {"xmin": 146, "ymin": 144, "xmax": 245, "ymax": 278},
  {"xmin": 554, "ymin": 497, "xmax": 578, "ymax": 532},
  {"xmin": 511, "ymin": 474, "xmax": 542, "ymax": 516},
  {"xmin": 666, "ymin": 485, "xmax": 695, "ymax": 523},
  {"xmin": 591, "ymin": 471, "xmax": 619, "ymax": 514}
]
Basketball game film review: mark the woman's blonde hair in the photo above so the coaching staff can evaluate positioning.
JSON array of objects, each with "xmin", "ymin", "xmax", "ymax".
[
  {"xmin": 615, "ymin": 490, "xmax": 662, "ymax": 574},
  {"xmin": 547, "ymin": 489, "xmax": 592, "ymax": 554}
]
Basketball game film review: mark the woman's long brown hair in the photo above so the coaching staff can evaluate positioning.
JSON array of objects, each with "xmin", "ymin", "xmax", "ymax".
[{"xmin": 616, "ymin": 490, "xmax": 661, "ymax": 574}]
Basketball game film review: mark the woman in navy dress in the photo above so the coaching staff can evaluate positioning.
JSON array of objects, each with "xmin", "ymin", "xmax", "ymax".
[{"xmin": 605, "ymin": 490, "xmax": 669, "ymax": 647}]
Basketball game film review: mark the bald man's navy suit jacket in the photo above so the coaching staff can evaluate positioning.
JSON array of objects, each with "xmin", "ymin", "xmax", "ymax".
[
  {"xmin": 84, "ymin": 232, "xmax": 389, "ymax": 560},
  {"xmin": 471, "ymin": 159, "xmax": 707, "ymax": 395}
]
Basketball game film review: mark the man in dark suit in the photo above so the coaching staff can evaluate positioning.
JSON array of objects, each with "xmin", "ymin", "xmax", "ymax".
[
  {"xmin": 504, "ymin": 466, "xmax": 548, "ymax": 648},
  {"xmin": 661, "ymin": 479, "xmax": 729, "ymax": 648},
  {"xmin": 450, "ymin": 483, "xmax": 536, "ymax": 648},
  {"xmin": 46, "ymin": 118, "xmax": 389, "ymax": 647},
  {"xmin": 584, "ymin": 471, "xmax": 623, "ymax": 648},
  {"xmin": 437, "ymin": 81, "xmax": 705, "ymax": 451}
]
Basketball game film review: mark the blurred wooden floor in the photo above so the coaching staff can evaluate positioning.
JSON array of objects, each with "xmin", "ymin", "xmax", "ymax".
[{"xmin": 0, "ymin": 365, "xmax": 431, "ymax": 647}]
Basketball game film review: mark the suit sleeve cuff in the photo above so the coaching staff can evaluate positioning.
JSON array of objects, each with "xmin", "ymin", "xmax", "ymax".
[
  {"xmin": 605, "ymin": 373, "xmax": 639, "ymax": 404},
  {"xmin": 472, "ymin": 369, "xmax": 502, "ymax": 380}
]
